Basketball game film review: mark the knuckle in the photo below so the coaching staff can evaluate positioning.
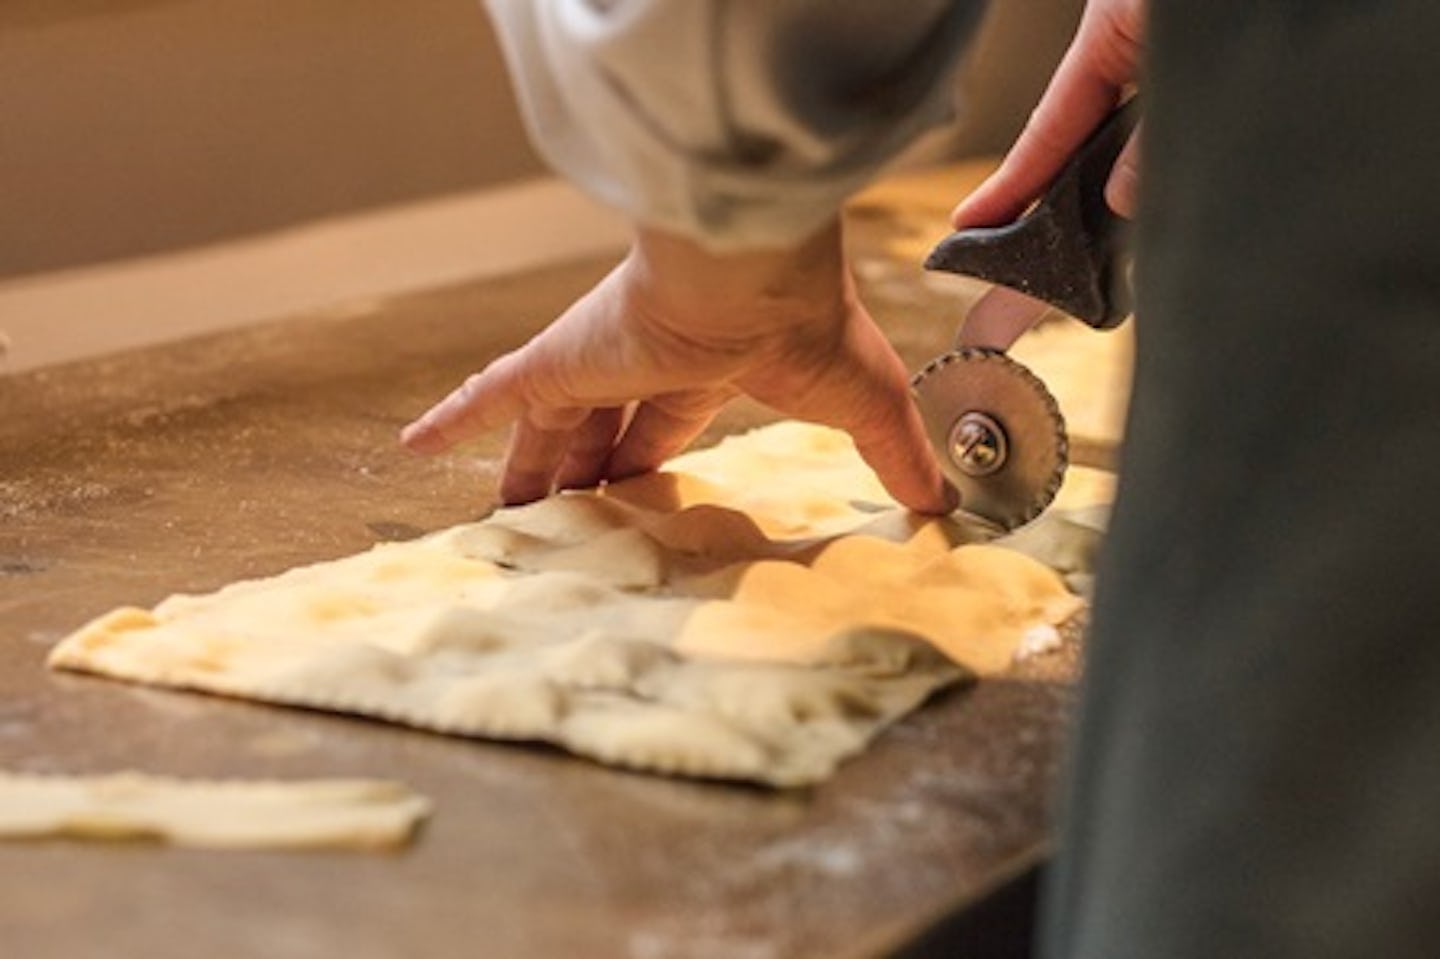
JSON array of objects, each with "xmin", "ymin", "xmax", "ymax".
[
  {"xmin": 653, "ymin": 391, "xmax": 720, "ymax": 420},
  {"xmin": 456, "ymin": 372, "xmax": 488, "ymax": 405},
  {"xmin": 528, "ymin": 405, "xmax": 586, "ymax": 431},
  {"xmin": 1020, "ymin": 109, "xmax": 1071, "ymax": 160}
]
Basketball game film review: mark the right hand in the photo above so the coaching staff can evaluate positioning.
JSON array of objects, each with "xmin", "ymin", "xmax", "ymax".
[{"xmin": 952, "ymin": 0, "xmax": 1147, "ymax": 232}]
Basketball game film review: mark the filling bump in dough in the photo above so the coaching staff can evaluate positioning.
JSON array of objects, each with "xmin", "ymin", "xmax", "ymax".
[{"xmin": 48, "ymin": 422, "xmax": 1097, "ymax": 787}]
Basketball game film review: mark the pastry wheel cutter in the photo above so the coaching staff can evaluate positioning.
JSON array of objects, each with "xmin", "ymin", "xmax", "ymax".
[{"xmin": 911, "ymin": 100, "xmax": 1139, "ymax": 531}]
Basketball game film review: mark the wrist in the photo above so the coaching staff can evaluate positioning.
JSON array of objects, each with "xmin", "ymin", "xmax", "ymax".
[{"xmin": 625, "ymin": 219, "xmax": 852, "ymax": 340}]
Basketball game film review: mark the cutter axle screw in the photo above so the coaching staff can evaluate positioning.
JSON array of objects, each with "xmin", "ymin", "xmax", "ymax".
[{"xmin": 949, "ymin": 412, "xmax": 1008, "ymax": 477}]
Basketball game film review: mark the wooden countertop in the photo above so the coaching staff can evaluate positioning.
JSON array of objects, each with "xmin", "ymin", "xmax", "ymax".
[{"xmin": 0, "ymin": 160, "xmax": 1128, "ymax": 959}]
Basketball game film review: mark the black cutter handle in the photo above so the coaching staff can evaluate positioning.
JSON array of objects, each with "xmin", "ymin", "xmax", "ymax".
[{"xmin": 924, "ymin": 99, "xmax": 1140, "ymax": 330}]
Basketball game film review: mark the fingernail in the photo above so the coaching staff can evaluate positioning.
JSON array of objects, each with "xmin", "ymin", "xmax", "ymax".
[
  {"xmin": 400, "ymin": 420, "xmax": 438, "ymax": 453},
  {"xmin": 941, "ymin": 481, "xmax": 961, "ymax": 513},
  {"xmin": 1105, "ymin": 165, "xmax": 1138, "ymax": 219}
]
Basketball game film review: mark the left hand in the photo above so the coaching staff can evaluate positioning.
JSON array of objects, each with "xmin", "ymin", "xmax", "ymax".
[{"xmin": 401, "ymin": 220, "xmax": 956, "ymax": 514}]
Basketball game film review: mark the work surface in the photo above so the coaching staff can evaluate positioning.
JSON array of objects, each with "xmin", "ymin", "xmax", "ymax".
[{"xmin": 0, "ymin": 165, "xmax": 1123, "ymax": 959}]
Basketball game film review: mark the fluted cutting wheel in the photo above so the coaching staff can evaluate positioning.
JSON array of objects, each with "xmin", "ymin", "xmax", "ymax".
[{"xmin": 910, "ymin": 348, "xmax": 1069, "ymax": 531}]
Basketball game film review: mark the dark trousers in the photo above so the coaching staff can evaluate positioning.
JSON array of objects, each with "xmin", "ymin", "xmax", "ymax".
[{"xmin": 1042, "ymin": 2, "xmax": 1440, "ymax": 956}]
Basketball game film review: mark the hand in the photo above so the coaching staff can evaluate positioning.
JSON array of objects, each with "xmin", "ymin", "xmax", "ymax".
[
  {"xmin": 952, "ymin": 0, "xmax": 1146, "ymax": 232},
  {"xmin": 401, "ymin": 221, "xmax": 956, "ymax": 514}
]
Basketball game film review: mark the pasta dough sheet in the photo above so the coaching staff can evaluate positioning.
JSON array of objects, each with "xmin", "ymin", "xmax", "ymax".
[
  {"xmin": 49, "ymin": 422, "xmax": 1095, "ymax": 787},
  {"xmin": 0, "ymin": 772, "xmax": 430, "ymax": 850}
]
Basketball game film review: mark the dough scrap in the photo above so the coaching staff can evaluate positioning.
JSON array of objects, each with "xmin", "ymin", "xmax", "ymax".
[
  {"xmin": 0, "ymin": 771, "xmax": 430, "ymax": 850},
  {"xmin": 996, "ymin": 504, "xmax": 1111, "ymax": 597},
  {"xmin": 49, "ymin": 422, "xmax": 1102, "ymax": 788}
]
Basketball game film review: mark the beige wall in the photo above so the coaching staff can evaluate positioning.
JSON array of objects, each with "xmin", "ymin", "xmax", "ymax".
[
  {"xmin": 1, "ymin": 0, "xmax": 543, "ymax": 278},
  {"xmin": 954, "ymin": 1, "xmax": 1084, "ymax": 157},
  {"xmin": 0, "ymin": 0, "xmax": 1081, "ymax": 282}
]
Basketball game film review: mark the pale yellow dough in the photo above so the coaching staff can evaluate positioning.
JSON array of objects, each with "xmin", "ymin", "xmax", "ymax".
[
  {"xmin": 0, "ymin": 772, "xmax": 430, "ymax": 850},
  {"xmin": 49, "ymin": 422, "xmax": 1102, "ymax": 788}
]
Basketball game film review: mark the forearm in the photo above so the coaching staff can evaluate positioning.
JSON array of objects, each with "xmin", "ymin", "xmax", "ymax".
[
  {"xmin": 624, "ymin": 220, "xmax": 852, "ymax": 348},
  {"xmin": 484, "ymin": 0, "xmax": 986, "ymax": 250}
]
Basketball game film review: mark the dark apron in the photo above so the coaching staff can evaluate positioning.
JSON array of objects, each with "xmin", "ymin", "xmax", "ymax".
[{"xmin": 1042, "ymin": 2, "xmax": 1440, "ymax": 956}]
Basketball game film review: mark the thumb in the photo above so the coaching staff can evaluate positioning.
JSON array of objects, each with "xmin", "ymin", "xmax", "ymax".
[{"xmin": 1104, "ymin": 125, "xmax": 1142, "ymax": 219}]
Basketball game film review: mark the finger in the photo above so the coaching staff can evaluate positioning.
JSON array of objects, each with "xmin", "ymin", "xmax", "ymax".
[
  {"xmin": 554, "ymin": 406, "xmax": 628, "ymax": 491},
  {"xmin": 498, "ymin": 406, "xmax": 590, "ymax": 505},
  {"xmin": 839, "ymin": 322, "xmax": 957, "ymax": 514},
  {"xmin": 605, "ymin": 391, "xmax": 727, "ymax": 481},
  {"xmin": 843, "ymin": 395, "xmax": 957, "ymax": 516},
  {"xmin": 952, "ymin": 55, "xmax": 1121, "ymax": 228},
  {"xmin": 401, "ymin": 352, "xmax": 527, "ymax": 455},
  {"xmin": 1104, "ymin": 125, "xmax": 1142, "ymax": 219},
  {"xmin": 775, "ymin": 323, "xmax": 956, "ymax": 515},
  {"xmin": 951, "ymin": 10, "xmax": 1140, "ymax": 230}
]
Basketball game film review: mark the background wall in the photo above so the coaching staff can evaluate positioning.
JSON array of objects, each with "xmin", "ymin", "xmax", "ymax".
[
  {"xmin": 0, "ymin": 0, "xmax": 542, "ymax": 279},
  {"xmin": 0, "ymin": 0, "xmax": 1080, "ymax": 282}
]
